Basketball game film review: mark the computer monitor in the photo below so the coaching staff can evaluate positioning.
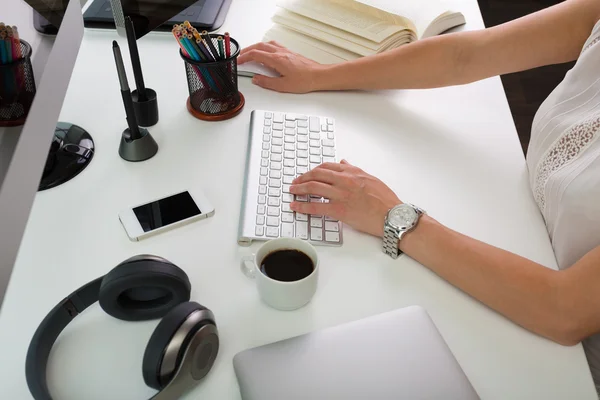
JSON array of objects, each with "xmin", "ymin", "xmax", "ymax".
[{"xmin": 0, "ymin": 0, "xmax": 85, "ymax": 306}]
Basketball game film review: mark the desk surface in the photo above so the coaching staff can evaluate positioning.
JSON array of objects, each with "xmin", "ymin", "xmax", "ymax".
[{"xmin": 0, "ymin": 0, "xmax": 596, "ymax": 398}]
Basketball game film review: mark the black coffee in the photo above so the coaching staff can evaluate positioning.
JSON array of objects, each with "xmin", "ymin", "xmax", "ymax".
[{"xmin": 260, "ymin": 249, "xmax": 314, "ymax": 282}]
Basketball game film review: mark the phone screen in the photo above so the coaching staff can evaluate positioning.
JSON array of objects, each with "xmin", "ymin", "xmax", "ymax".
[{"xmin": 133, "ymin": 191, "xmax": 201, "ymax": 232}]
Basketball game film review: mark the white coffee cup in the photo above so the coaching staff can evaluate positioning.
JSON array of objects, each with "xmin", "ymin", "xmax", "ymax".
[{"xmin": 241, "ymin": 238, "xmax": 319, "ymax": 311}]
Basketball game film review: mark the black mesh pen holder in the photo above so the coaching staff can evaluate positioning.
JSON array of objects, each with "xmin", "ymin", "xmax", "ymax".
[
  {"xmin": 180, "ymin": 34, "xmax": 245, "ymax": 121},
  {"xmin": 0, "ymin": 40, "xmax": 36, "ymax": 127}
]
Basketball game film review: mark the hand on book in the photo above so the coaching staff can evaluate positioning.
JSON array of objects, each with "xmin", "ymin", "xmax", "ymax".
[
  {"xmin": 289, "ymin": 160, "xmax": 401, "ymax": 238},
  {"xmin": 238, "ymin": 41, "xmax": 323, "ymax": 93}
]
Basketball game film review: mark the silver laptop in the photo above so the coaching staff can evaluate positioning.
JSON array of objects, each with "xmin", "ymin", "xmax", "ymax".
[{"xmin": 233, "ymin": 306, "xmax": 479, "ymax": 400}]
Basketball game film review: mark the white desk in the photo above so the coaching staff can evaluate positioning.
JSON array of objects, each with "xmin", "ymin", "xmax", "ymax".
[{"xmin": 0, "ymin": 0, "xmax": 596, "ymax": 398}]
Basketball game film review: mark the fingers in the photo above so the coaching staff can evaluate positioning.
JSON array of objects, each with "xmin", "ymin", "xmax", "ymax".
[
  {"xmin": 340, "ymin": 159, "xmax": 350, "ymax": 165},
  {"xmin": 292, "ymin": 167, "xmax": 341, "ymax": 185},
  {"xmin": 266, "ymin": 40, "xmax": 286, "ymax": 49},
  {"xmin": 289, "ymin": 181, "xmax": 343, "ymax": 200},
  {"xmin": 237, "ymin": 49, "xmax": 282, "ymax": 68},
  {"xmin": 239, "ymin": 42, "xmax": 281, "ymax": 57},
  {"xmin": 252, "ymin": 75, "xmax": 287, "ymax": 92},
  {"xmin": 290, "ymin": 201, "xmax": 330, "ymax": 216}
]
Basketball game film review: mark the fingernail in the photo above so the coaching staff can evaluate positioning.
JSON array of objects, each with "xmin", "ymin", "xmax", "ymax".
[
  {"xmin": 289, "ymin": 185, "xmax": 296, "ymax": 193},
  {"xmin": 290, "ymin": 202, "xmax": 297, "ymax": 210}
]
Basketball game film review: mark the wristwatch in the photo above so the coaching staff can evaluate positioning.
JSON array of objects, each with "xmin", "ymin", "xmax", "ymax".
[{"xmin": 382, "ymin": 203, "xmax": 425, "ymax": 259}]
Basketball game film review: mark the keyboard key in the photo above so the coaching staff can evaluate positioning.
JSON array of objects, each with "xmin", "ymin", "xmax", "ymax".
[
  {"xmin": 284, "ymin": 143, "xmax": 295, "ymax": 151},
  {"xmin": 283, "ymin": 184, "xmax": 291, "ymax": 193},
  {"xmin": 261, "ymin": 158, "xmax": 268, "ymax": 167},
  {"xmin": 309, "ymin": 132, "xmax": 321, "ymax": 140},
  {"xmin": 263, "ymin": 126, "xmax": 270, "ymax": 134},
  {"xmin": 268, "ymin": 197, "xmax": 280, "ymax": 207},
  {"xmin": 263, "ymin": 134, "xmax": 270, "ymax": 142},
  {"xmin": 264, "ymin": 119, "xmax": 272, "ymax": 126},
  {"xmin": 272, "ymin": 130, "xmax": 283, "ymax": 138},
  {"xmin": 273, "ymin": 123, "xmax": 284, "ymax": 131},
  {"xmin": 261, "ymin": 150, "xmax": 269, "ymax": 159},
  {"xmin": 323, "ymin": 147, "xmax": 335, "ymax": 157},
  {"xmin": 259, "ymin": 185, "xmax": 267, "ymax": 195},
  {"xmin": 297, "ymin": 158, "xmax": 308, "ymax": 167},
  {"xmin": 265, "ymin": 112, "xmax": 273, "ymax": 119},
  {"xmin": 310, "ymin": 227, "xmax": 323, "ymax": 241},
  {"xmin": 272, "ymin": 137, "xmax": 283, "ymax": 146},
  {"xmin": 284, "ymin": 136, "xmax": 295, "ymax": 143},
  {"xmin": 284, "ymin": 167, "xmax": 295, "ymax": 176},
  {"xmin": 257, "ymin": 204, "xmax": 266, "ymax": 214},
  {"xmin": 296, "ymin": 195, "xmax": 308, "ymax": 202},
  {"xmin": 326, "ymin": 118, "xmax": 333, "ymax": 124},
  {"xmin": 297, "ymin": 115, "xmax": 308, "ymax": 120},
  {"xmin": 271, "ymin": 153, "xmax": 282, "ymax": 162},
  {"xmin": 309, "ymin": 116, "xmax": 320, "ymax": 132},
  {"xmin": 310, "ymin": 217, "xmax": 323, "ymax": 228},
  {"xmin": 297, "ymin": 127, "xmax": 308, "ymax": 135},
  {"xmin": 325, "ymin": 231, "xmax": 340, "ymax": 243},
  {"xmin": 262, "ymin": 142, "xmax": 270, "ymax": 150},
  {"xmin": 296, "ymin": 221, "xmax": 308, "ymax": 239},
  {"xmin": 309, "ymin": 139, "xmax": 320, "ymax": 147},
  {"xmin": 282, "ymin": 212, "xmax": 294, "ymax": 223},
  {"xmin": 269, "ymin": 170, "xmax": 282, "ymax": 179},
  {"xmin": 321, "ymin": 123, "xmax": 327, "ymax": 131},
  {"xmin": 269, "ymin": 179, "xmax": 281, "ymax": 188},
  {"xmin": 284, "ymin": 159, "xmax": 295, "ymax": 167},
  {"xmin": 273, "ymin": 113, "xmax": 284, "ymax": 123},
  {"xmin": 283, "ymin": 175, "xmax": 294, "ymax": 184},
  {"xmin": 271, "ymin": 161, "xmax": 282, "ymax": 170},
  {"xmin": 283, "ymin": 193, "xmax": 294, "ymax": 203},
  {"xmin": 297, "ymin": 142, "xmax": 308, "ymax": 150},
  {"xmin": 260, "ymin": 167, "xmax": 268, "ymax": 176},
  {"xmin": 268, "ymin": 188, "xmax": 281, "ymax": 197},
  {"xmin": 285, "ymin": 121, "xmax": 295, "ymax": 128},
  {"xmin": 328, "ymin": 124, "xmax": 334, "ymax": 132},
  {"xmin": 298, "ymin": 135, "xmax": 308, "ymax": 143},
  {"xmin": 259, "ymin": 176, "xmax": 267, "ymax": 185},
  {"xmin": 325, "ymin": 216, "xmax": 338, "ymax": 221},
  {"xmin": 267, "ymin": 216, "xmax": 279, "ymax": 226},
  {"xmin": 297, "ymin": 166, "xmax": 308, "ymax": 174},
  {"xmin": 297, "ymin": 150, "xmax": 308, "ymax": 158},
  {"xmin": 298, "ymin": 120, "xmax": 308, "ymax": 128},
  {"xmin": 258, "ymin": 195, "xmax": 266, "ymax": 204},
  {"xmin": 327, "ymin": 132, "xmax": 335, "ymax": 139},
  {"xmin": 285, "ymin": 113, "xmax": 296, "ymax": 121},
  {"xmin": 284, "ymin": 150, "xmax": 295, "ymax": 159},
  {"xmin": 322, "ymin": 139, "xmax": 335, "ymax": 147},
  {"xmin": 309, "ymin": 147, "xmax": 321, "ymax": 155},
  {"xmin": 281, "ymin": 222, "xmax": 294, "ymax": 238},
  {"xmin": 285, "ymin": 127, "xmax": 296, "ymax": 136},
  {"xmin": 309, "ymin": 155, "xmax": 321, "ymax": 164},
  {"xmin": 310, "ymin": 163, "xmax": 320, "ymax": 170},
  {"xmin": 323, "ymin": 156, "xmax": 335, "ymax": 164},
  {"xmin": 272, "ymin": 145, "xmax": 283, "ymax": 154},
  {"xmin": 256, "ymin": 215, "xmax": 265, "ymax": 225},
  {"xmin": 296, "ymin": 213, "xmax": 308, "ymax": 221},
  {"xmin": 282, "ymin": 203, "xmax": 292, "ymax": 213},
  {"xmin": 325, "ymin": 221, "xmax": 339, "ymax": 232},
  {"xmin": 266, "ymin": 226, "xmax": 279, "ymax": 237},
  {"xmin": 255, "ymin": 226, "xmax": 264, "ymax": 236},
  {"xmin": 267, "ymin": 207, "xmax": 279, "ymax": 216}
]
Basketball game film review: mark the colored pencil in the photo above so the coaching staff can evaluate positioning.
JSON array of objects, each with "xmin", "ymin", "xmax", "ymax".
[
  {"xmin": 217, "ymin": 36, "xmax": 224, "ymax": 60},
  {"xmin": 224, "ymin": 32, "xmax": 231, "ymax": 58}
]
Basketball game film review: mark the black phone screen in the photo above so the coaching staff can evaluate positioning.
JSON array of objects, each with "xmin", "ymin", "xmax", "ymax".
[{"xmin": 133, "ymin": 191, "xmax": 201, "ymax": 232}]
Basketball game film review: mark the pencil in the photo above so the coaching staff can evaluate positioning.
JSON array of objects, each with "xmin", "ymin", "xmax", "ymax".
[
  {"xmin": 217, "ymin": 36, "xmax": 224, "ymax": 60},
  {"xmin": 196, "ymin": 38, "xmax": 214, "ymax": 62},
  {"xmin": 201, "ymin": 31, "xmax": 220, "ymax": 61},
  {"xmin": 12, "ymin": 26, "xmax": 22, "ymax": 58},
  {"xmin": 0, "ymin": 31, "xmax": 7, "ymax": 64},
  {"xmin": 174, "ymin": 30, "xmax": 218, "ymax": 91},
  {"xmin": 224, "ymin": 32, "xmax": 231, "ymax": 58}
]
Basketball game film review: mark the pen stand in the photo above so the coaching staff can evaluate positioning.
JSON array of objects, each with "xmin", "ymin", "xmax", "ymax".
[
  {"xmin": 0, "ymin": 41, "xmax": 36, "ymax": 127},
  {"xmin": 132, "ymin": 88, "xmax": 159, "ymax": 127},
  {"xmin": 119, "ymin": 127, "xmax": 159, "ymax": 162},
  {"xmin": 180, "ymin": 35, "xmax": 245, "ymax": 121}
]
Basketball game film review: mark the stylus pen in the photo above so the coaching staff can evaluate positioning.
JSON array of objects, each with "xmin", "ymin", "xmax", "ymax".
[
  {"xmin": 112, "ymin": 41, "xmax": 142, "ymax": 140},
  {"xmin": 124, "ymin": 17, "xmax": 147, "ymax": 101}
]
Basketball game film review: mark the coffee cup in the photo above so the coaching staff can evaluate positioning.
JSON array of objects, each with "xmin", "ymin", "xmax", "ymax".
[{"xmin": 241, "ymin": 238, "xmax": 319, "ymax": 311}]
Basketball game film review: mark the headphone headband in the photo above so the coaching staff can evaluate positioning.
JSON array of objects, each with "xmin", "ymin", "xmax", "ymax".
[{"xmin": 26, "ymin": 277, "xmax": 104, "ymax": 400}]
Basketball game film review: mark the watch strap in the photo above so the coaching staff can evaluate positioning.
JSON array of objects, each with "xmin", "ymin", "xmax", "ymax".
[{"xmin": 383, "ymin": 225, "xmax": 401, "ymax": 259}]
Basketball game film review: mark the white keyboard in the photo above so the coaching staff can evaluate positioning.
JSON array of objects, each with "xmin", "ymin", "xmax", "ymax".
[{"xmin": 238, "ymin": 110, "xmax": 343, "ymax": 246}]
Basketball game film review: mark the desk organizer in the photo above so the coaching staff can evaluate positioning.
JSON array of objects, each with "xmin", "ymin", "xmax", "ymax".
[
  {"xmin": 0, "ymin": 40, "xmax": 36, "ymax": 127},
  {"xmin": 180, "ymin": 34, "xmax": 245, "ymax": 121}
]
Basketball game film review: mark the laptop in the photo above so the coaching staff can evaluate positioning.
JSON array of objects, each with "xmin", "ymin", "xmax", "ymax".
[{"xmin": 233, "ymin": 306, "xmax": 479, "ymax": 400}]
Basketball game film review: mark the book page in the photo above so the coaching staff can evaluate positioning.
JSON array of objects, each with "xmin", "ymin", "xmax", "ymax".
[{"xmin": 277, "ymin": 0, "xmax": 412, "ymax": 43}]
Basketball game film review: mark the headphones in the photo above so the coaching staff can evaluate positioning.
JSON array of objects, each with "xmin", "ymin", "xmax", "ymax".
[{"xmin": 25, "ymin": 255, "xmax": 219, "ymax": 400}]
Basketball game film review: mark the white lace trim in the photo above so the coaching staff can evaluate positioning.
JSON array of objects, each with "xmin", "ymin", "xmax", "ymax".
[
  {"xmin": 582, "ymin": 36, "xmax": 600, "ymax": 54},
  {"xmin": 533, "ymin": 112, "xmax": 600, "ymax": 212}
]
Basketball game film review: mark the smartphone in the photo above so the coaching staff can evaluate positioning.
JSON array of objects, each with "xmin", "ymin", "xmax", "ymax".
[{"xmin": 118, "ymin": 190, "xmax": 215, "ymax": 241}]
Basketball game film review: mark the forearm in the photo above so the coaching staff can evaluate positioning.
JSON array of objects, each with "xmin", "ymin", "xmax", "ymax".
[{"xmin": 400, "ymin": 216, "xmax": 574, "ymax": 344}]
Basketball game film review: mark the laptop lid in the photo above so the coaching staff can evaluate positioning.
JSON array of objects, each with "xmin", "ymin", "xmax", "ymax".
[{"xmin": 233, "ymin": 306, "xmax": 479, "ymax": 400}]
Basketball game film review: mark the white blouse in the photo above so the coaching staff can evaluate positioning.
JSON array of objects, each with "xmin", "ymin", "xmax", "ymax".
[{"xmin": 526, "ymin": 19, "xmax": 600, "ymax": 394}]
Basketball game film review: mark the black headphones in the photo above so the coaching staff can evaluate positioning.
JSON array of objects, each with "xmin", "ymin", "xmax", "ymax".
[{"xmin": 25, "ymin": 255, "xmax": 219, "ymax": 400}]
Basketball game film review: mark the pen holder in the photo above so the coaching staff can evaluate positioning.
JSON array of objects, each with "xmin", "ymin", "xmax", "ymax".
[
  {"xmin": 180, "ymin": 35, "xmax": 245, "ymax": 121},
  {"xmin": 0, "ymin": 40, "xmax": 36, "ymax": 127}
]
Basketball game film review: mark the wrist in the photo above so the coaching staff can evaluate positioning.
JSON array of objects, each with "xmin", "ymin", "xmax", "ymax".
[
  {"xmin": 398, "ymin": 214, "xmax": 436, "ymax": 254},
  {"xmin": 311, "ymin": 63, "xmax": 347, "ymax": 91}
]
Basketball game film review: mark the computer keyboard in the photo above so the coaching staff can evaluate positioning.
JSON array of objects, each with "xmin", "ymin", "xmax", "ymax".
[{"xmin": 238, "ymin": 110, "xmax": 343, "ymax": 246}]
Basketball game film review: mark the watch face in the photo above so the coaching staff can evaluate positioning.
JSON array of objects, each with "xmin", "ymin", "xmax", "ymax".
[{"xmin": 388, "ymin": 205, "xmax": 417, "ymax": 228}]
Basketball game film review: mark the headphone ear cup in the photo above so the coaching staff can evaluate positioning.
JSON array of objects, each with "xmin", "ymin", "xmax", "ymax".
[{"xmin": 142, "ymin": 301, "xmax": 216, "ymax": 390}]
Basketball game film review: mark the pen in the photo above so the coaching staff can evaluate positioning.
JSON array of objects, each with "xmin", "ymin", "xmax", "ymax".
[
  {"xmin": 124, "ymin": 17, "xmax": 147, "ymax": 101},
  {"xmin": 112, "ymin": 40, "xmax": 141, "ymax": 140}
]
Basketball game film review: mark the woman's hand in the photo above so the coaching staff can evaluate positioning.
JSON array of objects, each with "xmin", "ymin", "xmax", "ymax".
[
  {"xmin": 289, "ymin": 160, "xmax": 401, "ymax": 237},
  {"xmin": 238, "ymin": 41, "xmax": 324, "ymax": 93}
]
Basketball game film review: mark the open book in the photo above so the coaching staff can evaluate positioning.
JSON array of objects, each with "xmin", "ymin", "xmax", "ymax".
[{"xmin": 263, "ymin": 0, "xmax": 466, "ymax": 64}]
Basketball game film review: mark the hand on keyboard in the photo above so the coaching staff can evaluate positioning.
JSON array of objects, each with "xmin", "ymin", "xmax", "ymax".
[{"xmin": 290, "ymin": 160, "xmax": 401, "ymax": 238}]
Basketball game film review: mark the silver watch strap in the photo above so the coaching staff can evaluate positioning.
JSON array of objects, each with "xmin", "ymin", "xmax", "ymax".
[{"xmin": 383, "ymin": 225, "xmax": 401, "ymax": 259}]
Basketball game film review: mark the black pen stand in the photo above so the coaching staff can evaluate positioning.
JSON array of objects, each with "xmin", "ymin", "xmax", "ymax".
[{"xmin": 0, "ymin": 41, "xmax": 36, "ymax": 127}]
